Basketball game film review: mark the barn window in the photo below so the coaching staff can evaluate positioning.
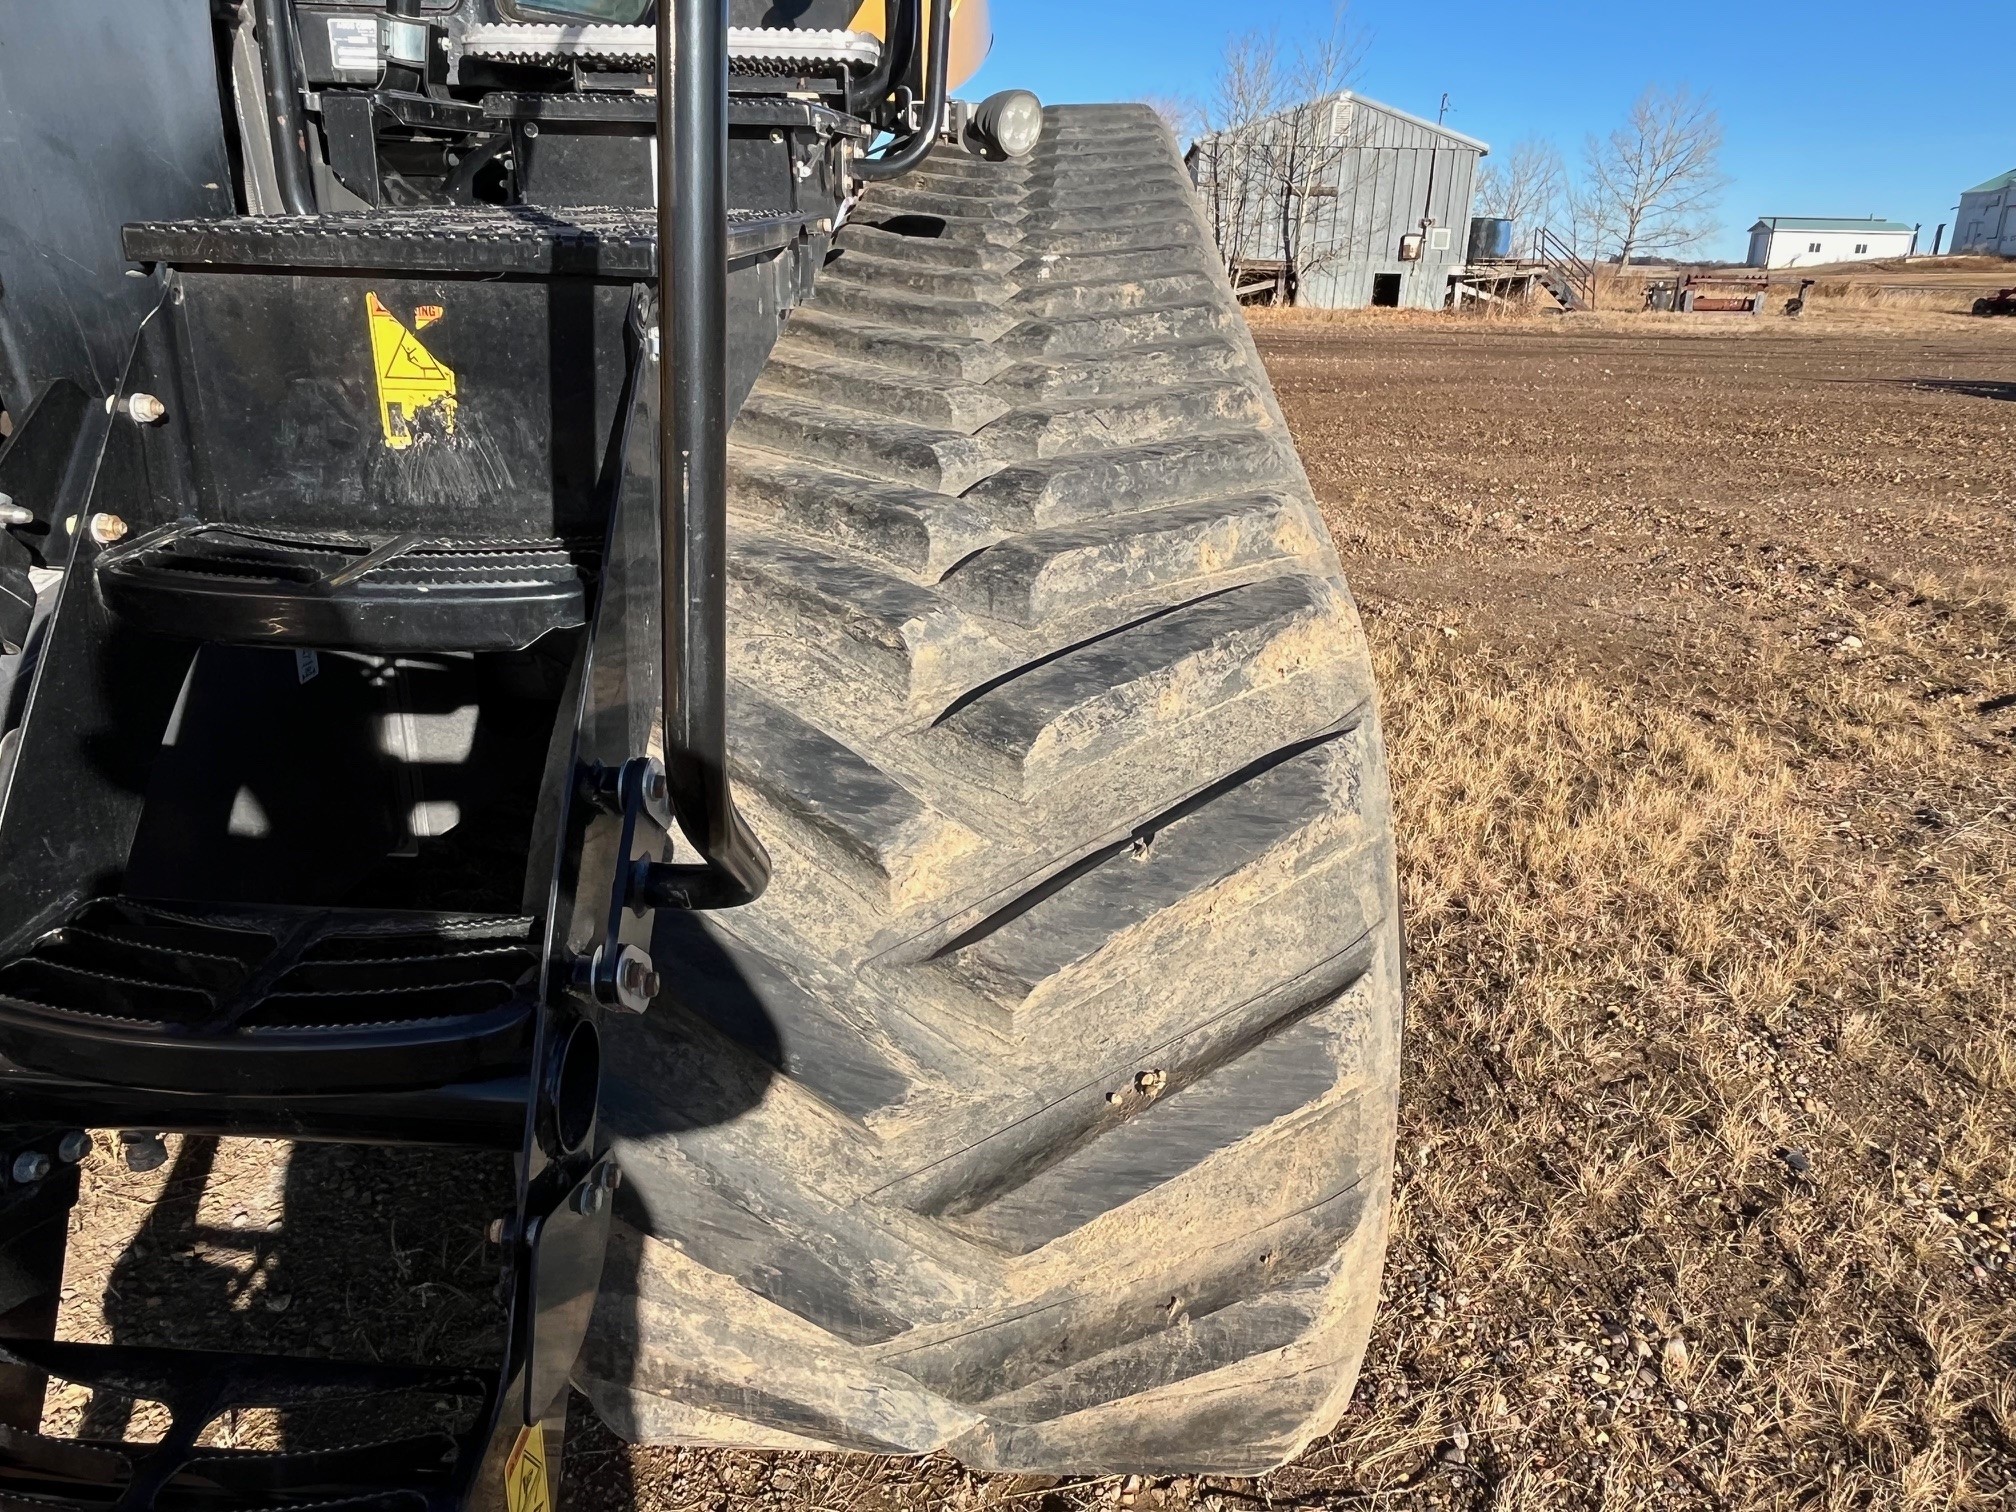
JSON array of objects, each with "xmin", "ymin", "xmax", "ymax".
[
  {"xmin": 1854, "ymin": 243, "xmax": 1868, "ymax": 254},
  {"xmin": 1808, "ymin": 241, "xmax": 1822, "ymax": 253}
]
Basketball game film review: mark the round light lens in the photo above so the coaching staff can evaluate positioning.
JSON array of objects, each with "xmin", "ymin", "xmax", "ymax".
[{"xmin": 976, "ymin": 89, "xmax": 1043, "ymax": 159}]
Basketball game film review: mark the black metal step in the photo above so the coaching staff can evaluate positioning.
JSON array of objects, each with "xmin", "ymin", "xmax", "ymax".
[
  {"xmin": 121, "ymin": 204, "xmax": 813, "ymax": 277},
  {"xmin": 0, "ymin": 899, "xmax": 540, "ymax": 1095},
  {"xmin": 0, "ymin": 1338, "xmax": 497, "ymax": 1512},
  {"xmin": 95, "ymin": 524, "xmax": 591, "ymax": 652}
]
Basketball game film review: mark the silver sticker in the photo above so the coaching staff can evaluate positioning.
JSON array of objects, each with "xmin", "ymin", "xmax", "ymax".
[{"xmin": 327, "ymin": 16, "xmax": 379, "ymax": 72}]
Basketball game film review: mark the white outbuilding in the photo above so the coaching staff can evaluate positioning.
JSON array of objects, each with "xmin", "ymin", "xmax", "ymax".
[
  {"xmin": 1744, "ymin": 217, "xmax": 1914, "ymax": 269},
  {"xmin": 1954, "ymin": 170, "xmax": 2016, "ymax": 256}
]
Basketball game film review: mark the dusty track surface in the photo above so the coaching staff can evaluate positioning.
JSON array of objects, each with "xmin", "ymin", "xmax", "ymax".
[{"xmin": 52, "ymin": 311, "xmax": 2016, "ymax": 1507}]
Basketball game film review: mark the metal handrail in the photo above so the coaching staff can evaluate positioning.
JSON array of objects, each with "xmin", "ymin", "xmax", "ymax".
[
  {"xmin": 1535, "ymin": 226, "xmax": 1595, "ymax": 308},
  {"xmin": 856, "ymin": 0, "xmax": 948, "ymax": 181},
  {"xmin": 253, "ymin": 0, "xmax": 316, "ymax": 213},
  {"xmin": 847, "ymin": 0, "xmax": 915, "ymax": 127},
  {"xmin": 641, "ymin": 0, "xmax": 772, "ymax": 910}
]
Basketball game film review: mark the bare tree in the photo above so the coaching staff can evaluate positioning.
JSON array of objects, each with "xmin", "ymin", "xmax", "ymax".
[
  {"xmin": 1186, "ymin": 5, "xmax": 1366, "ymax": 303},
  {"xmin": 1267, "ymin": 7, "xmax": 1364, "ymax": 294},
  {"xmin": 1475, "ymin": 138, "xmax": 1566, "ymax": 245},
  {"xmin": 1580, "ymin": 85, "xmax": 1728, "ymax": 269},
  {"xmin": 1190, "ymin": 30, "xmax": 1287, "ymax": 279},
  {"xmin": 1140, "ymin": 93, "xmax": 1200, "ymax": 152}
]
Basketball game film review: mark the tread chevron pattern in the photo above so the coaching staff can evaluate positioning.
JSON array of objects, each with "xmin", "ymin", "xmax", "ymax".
[{"xmin": 580, "ymin": 105, "xmax": 1403, "ymax": 1476}]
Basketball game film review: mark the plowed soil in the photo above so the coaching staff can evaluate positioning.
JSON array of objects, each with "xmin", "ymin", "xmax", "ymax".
[{"xmin": 48, "ymin": 309, "xmax": 2016, "ymax": 1509}]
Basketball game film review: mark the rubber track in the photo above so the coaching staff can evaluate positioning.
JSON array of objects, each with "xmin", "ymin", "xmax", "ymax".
[{"xmin": 580, "ymin": 105, "xmax": 1403, "ymax": 1475}]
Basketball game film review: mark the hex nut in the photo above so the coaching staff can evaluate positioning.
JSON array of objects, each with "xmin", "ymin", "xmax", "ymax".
[
  {"xmin": 119, "ymin": 393, "xmax": 167, "ymax": 424},
  {"xmin": 57, "ymin": 1130, "xmax": 92, "ymax": 1164},
  {"xmin": 120, "ymin": 1131, "xmax": 169, "ymax": 1173},
  {"xmin": 89, "ymin": 514, "xmax": 129, "ymax": 545},
  {"xmin": 11, "ymin": 1151, "xmax": 52, "ymax": 1185}
]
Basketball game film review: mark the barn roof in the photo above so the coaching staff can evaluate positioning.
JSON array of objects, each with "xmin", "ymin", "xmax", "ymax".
[
  {"xmin": 1963, "ymin": 169, "xmax": 2016, "ymax": 195},
  {"xmin": 1334, "ymin": 93, "xmax": 1489, "ymax": 152},
  {"xmin": 1749, "ymin": 216, "xmax": 1913, "ymax": 234},
  {"xmin": 1198, "ymin": 91, "xmax": 1488, "ymax": 154}
]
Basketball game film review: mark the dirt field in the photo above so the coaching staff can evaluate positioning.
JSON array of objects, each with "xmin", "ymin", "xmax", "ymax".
[{"xmin": 43, "ymin": 307, "xmax": 2016, "ymax": 1508}]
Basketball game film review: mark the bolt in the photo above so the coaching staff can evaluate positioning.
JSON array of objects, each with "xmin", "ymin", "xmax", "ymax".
[
  {"xmin": 486, "ymin": 1215, "xmax": 513, "ymax": 1245},
  {"xmin": 88, "ymin": 514, "xmax": 129, "ymax": 545},
  {"xmin": 612, "ymin": 946, "xmax": 659, "ymax": 1013},
  {"xmin": 57, "ymin": 1131, "xmax": 91, "ymax": 1164},
  {"xmin": 120, "ymin": 1131, "xmax": 169, "ymax": 1173},
  {"xmin": 640, "ymin": 761, "xmax": 669, "ymax": 818},
  {"xmin": 11, "ymin": 1151, "xmax": 51, "ymax": 1184},
  {"xmin": 118, "ymin": 393, "xmax": 166, "ymax": 424},
  {"xmin": 0, "ymin": 493, "xmax": 28, "ymax": 527},
  {"xmin": 598, "ymin": 1161, "xmax": 623, "ymax": 1191},
  {"xmin": 572, "ymin": 1181, "xmax": 608, "ymax": 1217},
  {"xmin": 522, "ymin": 121, "xmax": 540, "ymax": 138}
]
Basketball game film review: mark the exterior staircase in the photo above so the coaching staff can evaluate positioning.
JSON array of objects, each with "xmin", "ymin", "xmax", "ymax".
[{"xmin": 1533, "ymin": 227, "xmax": 1595, "ymax": 310}]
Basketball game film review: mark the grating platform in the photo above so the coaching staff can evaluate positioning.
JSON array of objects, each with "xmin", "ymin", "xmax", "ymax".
[
  {"xmin": 457, "ymin": 22, "xmax": 880, "ymax": 72},
  {"xmin": 0, "ymin": 1339, "xmax": 497, "ymax": 1512},
  {"xmin": 96, "ymin": 524, "xmax": 592, "ymax": 652},
  {"xmin": 122, "ymin": 205, "xmax": 812, "ymax": 277},
  {"xmin": 0, "ymin": 899, "xmax": 540, "ymax": 1094}
]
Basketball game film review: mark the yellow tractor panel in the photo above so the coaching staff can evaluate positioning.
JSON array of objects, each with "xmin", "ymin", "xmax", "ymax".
[{"xmin": 848, "ymin": 0, "xmax": 991, "ymax": 90}]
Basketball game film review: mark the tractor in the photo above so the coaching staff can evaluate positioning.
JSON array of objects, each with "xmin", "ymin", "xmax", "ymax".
[{"xmin": 0, "ymin": 2, "xmax": 1403, "ymax": 1503}]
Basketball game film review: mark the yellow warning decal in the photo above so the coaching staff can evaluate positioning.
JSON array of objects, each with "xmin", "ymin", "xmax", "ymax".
[
  {"xmin": 365, "ymin": 291, "xmax": 456, "ymax": 448},
  {"xmin": 503, "ymin": 1425, "xmax": 551, "ymax": 1512}
]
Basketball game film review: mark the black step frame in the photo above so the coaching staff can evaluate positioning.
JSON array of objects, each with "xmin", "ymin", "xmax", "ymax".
[{"xmin": 0, "ymin": 2, "xmax": 810, "ymax": 1507}]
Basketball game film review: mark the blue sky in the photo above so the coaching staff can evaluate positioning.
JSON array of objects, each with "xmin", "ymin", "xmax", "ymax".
[{"xmin": 965, "ymin": 0, "xmax": 2011, "ymax": 262}]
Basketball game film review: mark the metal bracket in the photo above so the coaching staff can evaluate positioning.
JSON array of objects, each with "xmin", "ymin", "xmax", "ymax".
[
  {"xmin": 572, "ymin": 756, "xmax": 669, "ymax": 1013},
  {"xmin": 523, "ymin": 1156, "xmax": 618, "ymax": 1423}
]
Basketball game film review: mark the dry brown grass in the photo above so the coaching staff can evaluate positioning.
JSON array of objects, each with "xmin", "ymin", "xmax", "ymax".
[
  {"xmin": 1248, "ymin": 299, "xmax": 1996, "ymax": 338},
  {"xmin": 1331, "ymin": 619, "xmax": 2016, "ymax": 1506},
  {"xmin": 1244, "ymin": 259, "xmax": 2015, "ymax": 333}
]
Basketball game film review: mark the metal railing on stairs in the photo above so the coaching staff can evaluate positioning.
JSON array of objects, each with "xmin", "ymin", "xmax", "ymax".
[{"xmin": 1534, "ymin": 226, "xmax": 1596, "ymax": 311}]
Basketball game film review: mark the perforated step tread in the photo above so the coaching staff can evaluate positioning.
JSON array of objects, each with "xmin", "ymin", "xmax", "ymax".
[
  {"xmin": 123, "ymin": 206, "xmax": 808, "ymax": 275},
  {"xmin": 95, "ymin": 524, "xmax": 592, "ymax": 652},
  {"xmin": 0, "ymin": 899, "xmax": 538, "ymax": 1094}
]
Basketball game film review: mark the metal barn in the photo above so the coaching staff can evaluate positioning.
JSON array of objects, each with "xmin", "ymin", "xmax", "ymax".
[
  {"xmin": 1187, "ymin": 92, "xmax": 1488, "ymax": 310},
  {"xmin": 1955, "ymin": 169, "xmax": 2016, "ymax": 257}
]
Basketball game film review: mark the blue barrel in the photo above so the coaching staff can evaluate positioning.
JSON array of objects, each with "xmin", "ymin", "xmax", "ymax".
[{"xmin": 1468, "ymin": 216, "xmax": 1514, "ymax": 262}]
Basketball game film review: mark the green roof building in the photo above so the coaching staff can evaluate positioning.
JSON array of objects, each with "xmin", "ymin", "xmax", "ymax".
[{"xmin": 1956, "ymin": 170, "xmax": 2016, "ymax": 256}]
